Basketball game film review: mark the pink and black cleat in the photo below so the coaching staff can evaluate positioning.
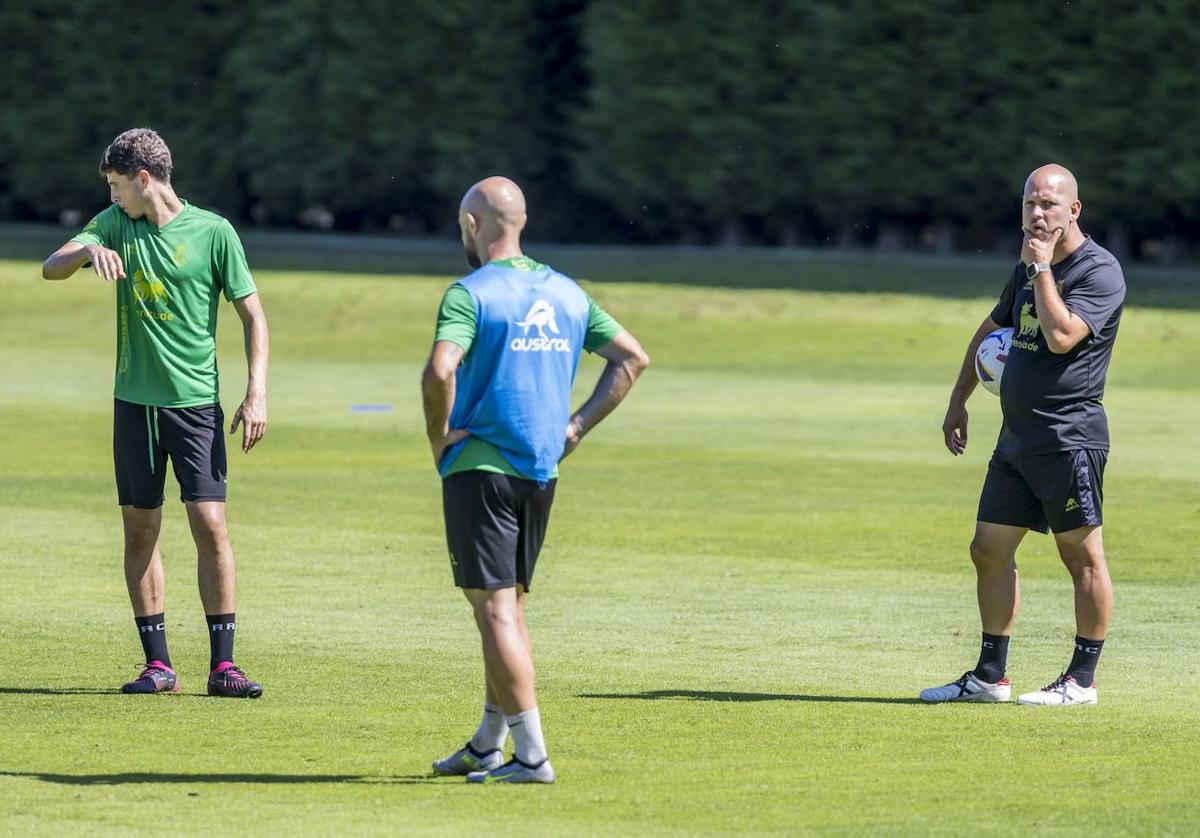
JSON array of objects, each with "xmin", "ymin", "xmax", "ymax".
[
  {"xmin": 207, "ymin": 662, "xmax": 263, "ymax": 698},
  {"xmin": 121, "ymin": 661, "xmax": 179, "ymax": 694}
]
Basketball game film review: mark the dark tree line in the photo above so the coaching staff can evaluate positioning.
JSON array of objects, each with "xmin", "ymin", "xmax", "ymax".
[{"xmin": 2, "ymin": 0, "xmax": 1198, "ymax": 259}]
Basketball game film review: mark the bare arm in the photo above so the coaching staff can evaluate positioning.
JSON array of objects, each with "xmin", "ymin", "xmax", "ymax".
[
  {"xmin": 942, "ymin": 316, "xmax": 998, "ymax": 456},
  {"xmin": 42, "ymin": 241, "xmax": 126, "ymax": 281},
  {"xmin": 1023, "ymin": 227, "xmax": 1090, "ymax": 354},
  {"xmin": 421, "ymin": 340, "xmax": 469, "ymax": 466},
  {"xmin": 562, "ymin": 330, "xmax": 650, "ymax": 459},
  {"xmin": 1031, "ymin": 272, "xmax": 1090, "ymax": 353},
  {"xmin": 229, "ymin": 293, "xmax": 269, "ymax": 452}
]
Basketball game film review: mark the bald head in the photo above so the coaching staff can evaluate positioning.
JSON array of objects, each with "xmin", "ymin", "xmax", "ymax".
[
  {"xmin": 459, "ymin": 177, "xmax": 527, "ymax": 268},
  {"xmin": 1021, "ymin": 163, "xmax": 1084, "ymax": 256},
  {"xmin": 461, "ymin": 176, "xmax": 527, "ymax": 227},
  {"xmin": 1025, "ymin": 163, "xmax": 1079, "ymax": 203}
]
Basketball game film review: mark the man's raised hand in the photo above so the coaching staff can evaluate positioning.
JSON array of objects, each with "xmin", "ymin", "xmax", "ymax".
[
  {"xmin": 85, "ymin": 244, "xmax": 126, "ymax": 281},
  {"xmin": 1020, "ymin": 227, "xmax": 1063, "ymax": 267}
]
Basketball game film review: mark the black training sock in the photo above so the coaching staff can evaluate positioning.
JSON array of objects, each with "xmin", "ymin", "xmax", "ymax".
[
  {"xmin": 135, "ymin": 613, "xmax": 171, "ymax": 668},
  {"xmin": 972, "ymin": 632, "xmax": 1011, "ymax": 683},
  {"xmin": 206, "ymin": 613, "xmax": 236, "ymax": 671},
  {"xmin": 1066, "ymin": 635, "xmax": 1104, "ymax": 688}
]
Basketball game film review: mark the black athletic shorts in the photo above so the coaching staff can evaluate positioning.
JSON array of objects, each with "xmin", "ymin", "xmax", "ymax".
[
  {"xmin": 442, "ymin": 471, "xmax": 557, "ymax": 591},
  {"xmin": 113, "ymin": 398, "xmax": 227, "ymax": 508},
  {"xmin": 978, "ymin": 448, "xmax": 1106, "ymax": 534}
]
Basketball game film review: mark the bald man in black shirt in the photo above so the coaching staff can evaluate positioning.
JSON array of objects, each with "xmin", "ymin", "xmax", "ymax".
[{"xmin": 923, "ymin": 164, "xmax": 1125, "ymax": 706}]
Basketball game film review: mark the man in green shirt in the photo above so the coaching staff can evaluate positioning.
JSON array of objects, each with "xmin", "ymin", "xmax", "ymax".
[{"xmin": 42, "ymin": 128, "xmax": 269, "ymax": 698}]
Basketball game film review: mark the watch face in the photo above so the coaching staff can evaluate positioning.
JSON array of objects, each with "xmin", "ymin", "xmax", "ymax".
[{"xmin": 1026, "ymin": 262, "xmax": 1038, "ymax": 280}]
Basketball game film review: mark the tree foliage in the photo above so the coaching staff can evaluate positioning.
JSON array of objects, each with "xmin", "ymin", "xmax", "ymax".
[{"xmin": 1, "ymin": 0, "xmax": 1197, "ymax": 256}]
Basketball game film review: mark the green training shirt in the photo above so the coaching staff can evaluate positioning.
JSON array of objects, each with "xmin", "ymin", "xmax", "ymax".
[
  {"xmin": 71, "ymin": 202, "xmax": 257, "ymax": 408},
  {"xmin": 434, "ymin": 256, "xmax": 624, "ymax": 478}
]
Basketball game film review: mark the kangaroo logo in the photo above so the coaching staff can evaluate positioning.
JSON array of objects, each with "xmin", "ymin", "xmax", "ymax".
[
  {"xmin": 516, "ymin": 300, "xmax": 559, "ymax": 339},
  {"xmin": 1018, "ymin": 302, "xmax": 1039, "ymax": 339},
  {"xmin": 510, "ymin": 299, "xmax": 571, "ymax": 353}
]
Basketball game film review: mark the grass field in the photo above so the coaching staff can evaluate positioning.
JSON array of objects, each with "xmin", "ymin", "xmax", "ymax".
[{"xmin": 2, "ymin": 232, "xmax": 1198, "ymax": 835}]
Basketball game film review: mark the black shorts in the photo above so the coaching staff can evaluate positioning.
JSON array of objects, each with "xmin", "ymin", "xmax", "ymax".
[
  {"xmin": 978, "ymin": 448, "xmax": 1106, "ymax": 534},
  {"xmin": 113, "ymin": 398, "xmax": 227, "ymax": 508},
  {"xmin": 442, "ymin": 471, "xmax": 557, "ymax": 591}
]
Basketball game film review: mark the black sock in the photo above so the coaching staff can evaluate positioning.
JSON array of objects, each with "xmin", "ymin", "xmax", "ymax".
[
  {"xmin": 135, "ymin": 613, "xmax": 171, "ymax": 668},
  {"xmin": 972, "ymin": 632, "xmax": 1010, "ymax": 683},
  {"xmin": 206, "ymin": 613, "xmax": 236, "ymax": 670},
  {"xmin": 1066, "ymin": 636, "xmax": 1104, "ymax": 688}
]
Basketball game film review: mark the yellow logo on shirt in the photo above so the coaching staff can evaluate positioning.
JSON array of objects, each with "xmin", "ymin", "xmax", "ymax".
[
  {"xmin": 172, "ymin": 243, "xmax": 189, "ymax": 266},
  {"xmin": 1017, "ymin": 302, "xmax": 1039, "ymax": 339},
  {"xmin": 132, "ymin": 269, "xmax": 175, "ymax": 321},
  {"xmin": 1011, "ymin": 301, "xmax": 1041, "ymax": 352},
  {"xmin": 118, "ymin": 304, "xmax": 130, "ymax": 373},
  {"xmin": 133, "ymin": 269, "xmax": 170, "ymax": 305}
]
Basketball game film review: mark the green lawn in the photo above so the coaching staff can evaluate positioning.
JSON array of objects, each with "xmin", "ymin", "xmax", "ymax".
[{"xmin": 1, "ymin": 237, "xmax": 1198, "ymax": 835}]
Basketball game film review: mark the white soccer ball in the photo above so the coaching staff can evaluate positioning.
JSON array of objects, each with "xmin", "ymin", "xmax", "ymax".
[{"xmin": 974, "ymin": 327, "xmax": 1013, "ymax": 397}]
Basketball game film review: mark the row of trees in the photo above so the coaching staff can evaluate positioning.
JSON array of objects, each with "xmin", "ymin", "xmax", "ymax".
[{"xmin": 2, "ymin": 1, "xmax": 1198, "ymax": 257}]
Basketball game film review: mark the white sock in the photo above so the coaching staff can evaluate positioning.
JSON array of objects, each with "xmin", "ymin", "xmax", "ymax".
[
  {"xmin": 506, "ymin": 706, "xmax": 548, "ymax": 765},
  {"xmin": 469, "ymin": 701, "xmax": 508, "ymax": 753}
]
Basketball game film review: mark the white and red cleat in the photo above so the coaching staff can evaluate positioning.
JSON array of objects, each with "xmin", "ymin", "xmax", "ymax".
[{"xmin": 1017, "ymin": 673, "xmax": 1097, "ymax": 705}]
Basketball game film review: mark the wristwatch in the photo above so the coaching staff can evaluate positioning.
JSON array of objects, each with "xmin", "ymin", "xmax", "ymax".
[{"xmin": 1026, "ymin": 261, "xmax": 1051, "ymax": 279}]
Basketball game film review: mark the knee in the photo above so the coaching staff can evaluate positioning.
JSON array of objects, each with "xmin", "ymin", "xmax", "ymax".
[
  {"xmin": 199, "ymin": 509, "xmax": 227, "ymax": 536},
  {"xmin": 123, "ymin": 520, "xmax": 159, "ymax": 553},
  {"xmin": 1059, "ymin": 549, "xmax": 1100, "ymax": 578},
  {"xmin": 189, "ymin": 507, "xmax": 229, "ymax": 549},
  {"xmin": 476, "ymin": 599, "xmax": 519, "ymax": 634},
  {"xmin": 970, "ymin": 538, "xmax": 1009, "ymax": 571}
]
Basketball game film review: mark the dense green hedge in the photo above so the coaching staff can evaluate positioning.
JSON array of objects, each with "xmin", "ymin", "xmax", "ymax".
[{"xmin": 2, "ymin": 1, "xmax": 1197, "ymax": 256}]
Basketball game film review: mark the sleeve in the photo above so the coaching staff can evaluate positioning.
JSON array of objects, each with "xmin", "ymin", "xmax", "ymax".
[
  {"xmin": 583, "ymin": 294, "xmax": 624, "ymax": 353},
  {"xmin": 211, "ymin": 219, "xmax": 257, "ymax": 302},
  {"xmin": 69, "ymin": 206, "xmax": 119, "ymax": 251},
  {"xmin": 433, "ymin": 284, "xmax": 477, "ymax": 353},
  {"xmin": 988, "ymin": 267, "xmax": 1020, "ymax": 328},
  {"xmin": 1063, "ymin": 261, "xmax": 1126, "ymax": 337}
]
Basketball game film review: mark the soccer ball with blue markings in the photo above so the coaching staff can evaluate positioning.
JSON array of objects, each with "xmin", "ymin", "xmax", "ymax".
[{"xmin": 974, "ymin": 327, "xmax": 1012, "ymax": 397}]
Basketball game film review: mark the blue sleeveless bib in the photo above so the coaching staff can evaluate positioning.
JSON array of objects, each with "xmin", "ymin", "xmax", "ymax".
[{"xmin": 439, "ymin": 262, "xmax": 589, "ymax": 483}]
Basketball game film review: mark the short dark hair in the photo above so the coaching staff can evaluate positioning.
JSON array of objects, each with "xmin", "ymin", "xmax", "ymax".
[{"xmin": 100, "ymin": 128, "xmax": 172, "ymax": 182}]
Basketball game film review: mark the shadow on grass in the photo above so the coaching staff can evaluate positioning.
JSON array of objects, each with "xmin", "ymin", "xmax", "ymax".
[
  {"xmin": 0, "ymin": 686, "xmax": 122, "ymax": 696},
  {"xmin": 0, "ymin": 771, "xmax": 447, "ymax": 786},
  {"xmin": 578, "ymin": 689, "xmax": 925, "ymax": 705},
  {"xmin": 0, "ymin": 686, "xmax": 212, "ymax": 698}
]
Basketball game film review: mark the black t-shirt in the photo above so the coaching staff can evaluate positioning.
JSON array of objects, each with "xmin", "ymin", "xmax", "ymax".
[{"xmin": 989, "ymin": 237, "xmax": 1126, "ymax": 456}]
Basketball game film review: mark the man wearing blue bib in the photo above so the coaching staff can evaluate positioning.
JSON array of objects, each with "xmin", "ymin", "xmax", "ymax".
[{"xmin": 423, "ymin": 177, "xmax": 649, "ymax": 783}]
